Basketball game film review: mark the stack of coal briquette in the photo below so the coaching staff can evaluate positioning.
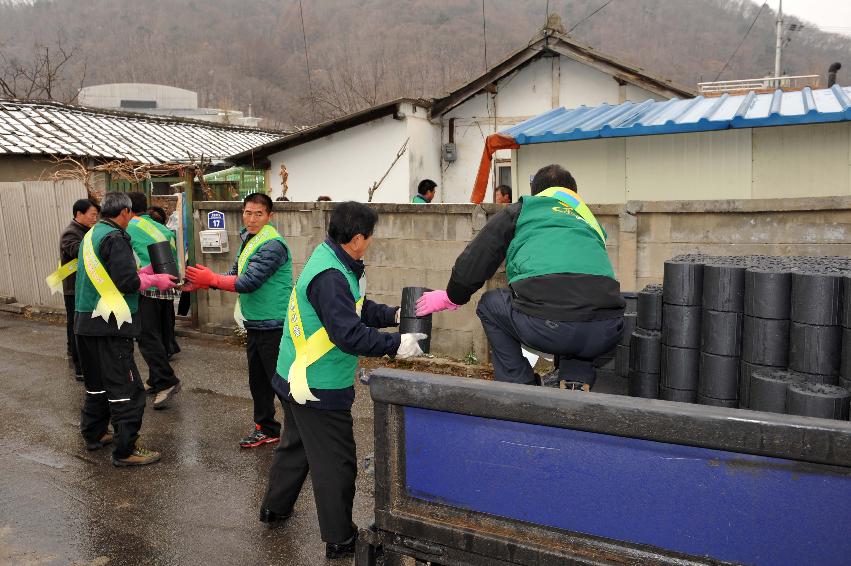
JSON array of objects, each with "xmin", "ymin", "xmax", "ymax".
[
  {"xmin": 627, "ymin": 284, "xmax": 663, "ymax": 398},
  {"xmin": 627, "ymin": 254, "xmax": 851, "ymax": 421}
]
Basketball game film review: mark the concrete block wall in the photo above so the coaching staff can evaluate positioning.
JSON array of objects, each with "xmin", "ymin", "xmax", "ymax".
[
  {"xmin": 631, "ymin": 196, "xmax": 851, "ymax": 289},
  {"xmin": 193, "ymin": 197, "xmax": 851, "ymax": 359}
]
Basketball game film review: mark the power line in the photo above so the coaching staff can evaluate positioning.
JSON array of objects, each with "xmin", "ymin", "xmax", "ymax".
[
  {"xmin": 567, "ymin": 0, "xmax": 614, "ymax": 35},
  {"xmin": 713, "ymin": 1, "xmax": 768, "ymax": 82},
  {"xmin": 482, "ymin": 0, "xmax": 488, "ymax": 71},
  {"xmin": 298, "ymin": 0, "xmax": 316, "ymax": 122}
]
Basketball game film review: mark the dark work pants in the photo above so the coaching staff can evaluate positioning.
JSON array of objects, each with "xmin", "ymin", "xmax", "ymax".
[
  {"xmin": 476, "ymin": 288, "xmax": 624, "ymax": 387},
  {"xmin": 160, "ymin": 299, "xmax": 180, "ymax": 357},
  {"xmin": 63, "ymin": 294, "xmax": 81, "ymax": 374},
  {"xmin": 137, "ymin": 296, "xmax": 179, "ymax": 392},
  {"xmin": 262, "ymin": 399, "xmax": 357, "ymax": 544},
  {"xmin": 246, "ymin": 328, "xmax": 282, "ymax": 437},
  {"xmin": 78, "ymin": 335, "xmax": 146, "ymax": 459}
]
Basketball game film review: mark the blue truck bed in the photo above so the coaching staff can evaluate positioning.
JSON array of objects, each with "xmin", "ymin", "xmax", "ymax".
[{"xmin": 357, "ymin": 369, "xmax": 851, "ymax": 566}]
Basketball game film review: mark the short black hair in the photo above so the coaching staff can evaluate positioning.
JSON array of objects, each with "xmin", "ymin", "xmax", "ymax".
[
  {"xmin": 148, "ymin": 206, "xmax": 167, "ymax": 224},
  {"xmin": 531, "ymin": 164, "xmax": 577, "ymax": 195},
  {"xmin": 243, "ymin": 192, "xmax": 273, "ymax": 213},
  {"xmin": 495, "ymin": 185, "xmax": 512, "ymax": 201},
  {"xmin": 417, "ymin": 179, "xmax": 437, "ymax": 195},
  {"xmin": 72, "ymin": 198, "xmax": 100, "ymax": 217},
  {"xmin": 328, "ymin": 201, "xmax": 378, "ymax": 244},
  {"xmin": 128, "ymin": 191, "xmax": 148, "ymax": 213},
  {"xmin": 100, "ymin": 192, "xmax": 132, "ymax": 219},
  {"xmin": 275, "ymin": 196, "xmax": 290, "ymax": 202}
]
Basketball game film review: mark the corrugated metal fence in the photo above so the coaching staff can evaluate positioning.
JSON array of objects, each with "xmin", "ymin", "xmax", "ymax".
[{"xmin": 0, "ymin": 181, "xmax": 87, "ymax": 308}]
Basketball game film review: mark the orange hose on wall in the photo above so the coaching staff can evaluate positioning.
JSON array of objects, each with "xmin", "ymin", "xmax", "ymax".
[{"xmin": 469, "ymin": 134, "xmax": 519, "ymax": 203}]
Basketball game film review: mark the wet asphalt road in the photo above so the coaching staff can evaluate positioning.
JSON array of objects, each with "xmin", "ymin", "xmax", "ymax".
[{"xmin": 0, "ymin": 313, "xmax": 376, "ymax": 566}]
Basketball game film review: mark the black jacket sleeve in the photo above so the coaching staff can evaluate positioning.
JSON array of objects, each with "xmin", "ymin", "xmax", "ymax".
[
  {"xmin": 99, "ymin": 231, "xmax": 141, "ymax": 294},
  {"xmin": 234, "ymin": 240, "xmax": 288, "ymax": 294},
  {"xmin": 60, "ymin": 226, "xmax": 83, "ymax": 262},
  {"xmin": 361, "ymin": 300, "xmax": 399, "ymax": 328},
  {"xmin": 445, "ymin": 202, "xmax": 521, "ymax": 305},
  {"xmin": 307, "ymin": 269, "xmax": 401, "ymax": 356}
]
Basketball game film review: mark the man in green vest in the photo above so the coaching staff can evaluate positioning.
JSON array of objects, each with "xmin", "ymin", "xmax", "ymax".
[
  {"xmin": 185, "ymin": 193, "xmax": 293, "ymax": 448},
  {"xmin": 54, "ymin": 198, "xmax": 100, "ymax": 380},
  {"xmin": 76, "ymin": 192, "xmax": 178, "ymax": 467},
  {"xmin": 126, "ymin": 192, "xmax": 182, "ymax": 410},
  {"xmin": 411, "ymin": 178, "xmax": 436, "ymax": 203},
  {"xmin": 257, "ymin": 201, "xmax": 425, "ymax": 560},
  {"xmin": 417, "ymin": 164, "xmax": 625, "ymax": 390}
]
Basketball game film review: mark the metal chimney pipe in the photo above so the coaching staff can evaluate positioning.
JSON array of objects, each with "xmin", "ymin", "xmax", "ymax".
[{"xmin": 828, "ymin": 62, "xmax": 842, "ymax": 88}]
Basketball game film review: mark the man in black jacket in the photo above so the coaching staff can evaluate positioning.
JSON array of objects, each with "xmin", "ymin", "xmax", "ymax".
[
  {"xmin": 57, "ymin": 198, "xmax": 100, "ymax": 379},
  {"xmin": 76, "ymin": 192, "xmax": 178, "ymax": 466},
  {"xmin": 417, "ymin": 164, "xmax": 624, "ymax": 390}
]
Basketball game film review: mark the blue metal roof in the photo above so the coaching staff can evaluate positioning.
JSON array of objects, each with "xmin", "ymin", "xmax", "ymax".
[{"xmin": 503, "ymin": 85, "xmax": 851, "ymax": 144}]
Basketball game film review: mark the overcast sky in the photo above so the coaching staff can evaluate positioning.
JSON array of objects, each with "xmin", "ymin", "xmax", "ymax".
[{"xmin": 758, "ymin": 0, "xmax": 851, "ymax": 37}]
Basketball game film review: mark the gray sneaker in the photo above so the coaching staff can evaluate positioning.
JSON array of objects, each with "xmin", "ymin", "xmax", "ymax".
[{"xmin": 153, "ymin": 382, "xmax": 181, "ymax": 410}]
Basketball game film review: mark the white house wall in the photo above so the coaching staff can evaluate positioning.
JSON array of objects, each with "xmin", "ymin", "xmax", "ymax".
[
  {"xmin": 440, "ymin": 54, "xmax": 664, "ymax": 203},
  {"xmin": 515, "ymin": 138, "xmax": 627, "ymax": 202},
  {"xmin": 404, "ymin": 106, "xmax": 443, "ymax": 202},
  {"xmin": 751, "ymin": 122, "xmax": 851, "ymax": 199},
  {"xmin": 514, "ymin": 122, "xmax": 851, "ymax": 204},
  {"xmin": 268, "ymin": 114, "xmax": 410, "ymax": 203}
]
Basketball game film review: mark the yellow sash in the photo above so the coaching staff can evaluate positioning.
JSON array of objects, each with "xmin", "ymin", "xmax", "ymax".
[
  {"xmin": 82, "ymin": 230, "xmax": 133, "ymax": 328},
  {"xmin": 233, "ymin": 225, "xmax": 279, "ymax": 327},
  {"xmin": 287, "ymin": 288, "xmax": 364, "ymax": 404},
  {"xmin": 130, "ymin": 216, "xmax": 178, "ymax": 256},
  {"xmin": 537, "ymin": 187, "xmax": 606, "ymax": 244},
  {"xmin": 45, "ymin": 259, "xmax": 78, "ymax": 294}
]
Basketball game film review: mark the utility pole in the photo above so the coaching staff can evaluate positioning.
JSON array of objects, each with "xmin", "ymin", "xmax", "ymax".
[{"xmin": 774, "ymin": 0, "xmax": 783, "ymax": 87}]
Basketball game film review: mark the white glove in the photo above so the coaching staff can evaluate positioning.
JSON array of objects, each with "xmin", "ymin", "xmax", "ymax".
[
  {"xmin": 395, "ymin": 308, "xmax": 401, "ymax": 325},
  {"xmin": 397, "ymin": 333, "xmax": 427, "ymax": 359}
]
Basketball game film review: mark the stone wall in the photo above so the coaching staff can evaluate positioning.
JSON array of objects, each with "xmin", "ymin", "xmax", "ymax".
[{"xmin": 193, "ymin": 197, "xmax": 851, "ymax": 359}]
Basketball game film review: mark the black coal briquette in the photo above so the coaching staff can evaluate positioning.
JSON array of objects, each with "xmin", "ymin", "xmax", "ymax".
[
  {"xmin": 701, "ymin": 309, "xmax": 743, "ymax": 357},
  {"xmin": 702, "ymin": 263, "xmax": 746, "ymax": 312},
  {"xmin": 790, "ymin": 271, "xmax": 842, "ymax": 326},
  {"xmin": 663, "ymin": 261, "xmax": 704, "ymax": 306},
  {"xmin": 741, "ymin": 316, "xmax": 789, "ymax": 366},
  {"xmin": 744, "ymin": 268, "xmax": 791, "ymax": 319},
  {"xmin": 662, "ymin": 304, "xmax": 701, "ymax": 349},
  {"xmin": 786, "ymin": 382, "xmax": 850, "ymax": 420}
]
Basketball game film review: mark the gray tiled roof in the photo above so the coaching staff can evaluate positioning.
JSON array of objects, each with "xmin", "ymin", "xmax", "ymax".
[{"xmin": 0, "ymin": 99, "xmax": 284, "ymax": 163}]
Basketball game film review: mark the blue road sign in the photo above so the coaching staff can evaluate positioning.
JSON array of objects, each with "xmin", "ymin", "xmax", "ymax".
[{"xmin": 207, "ymin": 210, "xmax": 226, "ymax": 230}]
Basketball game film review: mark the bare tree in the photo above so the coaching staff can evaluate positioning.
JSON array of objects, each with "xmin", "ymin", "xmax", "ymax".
[{"xmin": 0, "ymin": 38, "xmax": 86, "ymax": 103}]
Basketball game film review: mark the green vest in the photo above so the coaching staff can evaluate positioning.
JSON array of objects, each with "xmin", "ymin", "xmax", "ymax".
[
  {"xmin": 126, "ymin": 215, "xmax": 177, "ymax": 291},
  {"xmin": 411, "ymin": 194, "xmax": 428, "ymax": 204},
  {"xmin": 127, "ymin": 215, "xmax": 176, "ymax": 265},
  {"xmin": 237, "ymin": 227, "xmax": 293, "ymax": 321},
  {"xmin": 506, "ymin": 192, "xmax": 615, "ymax": 284},
  {"xmin": 75, "ymin": 221, "xmax": 139, "ymax": 315},
  {"xmin": 275, "ymin": 242, "xmax": 361, "ymax": 390}
]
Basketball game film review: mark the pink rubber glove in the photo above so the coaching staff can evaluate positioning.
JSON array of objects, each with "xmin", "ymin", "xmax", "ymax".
[
  {"xmin": 139, "ymin": 272, "xmax": 178, "ymax": 291},
  {"xmin": 139, "ymin": 263, "xmax": 154, "ymax": 275},
  {"xmin": 415, "ymin": 290, "xmax": 460, "ymax": 316}
]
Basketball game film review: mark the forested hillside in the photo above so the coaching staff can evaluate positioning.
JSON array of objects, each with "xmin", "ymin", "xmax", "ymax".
[{"xmin": 0, "ymin": 0, "xmax": 848, "ymax": 129}]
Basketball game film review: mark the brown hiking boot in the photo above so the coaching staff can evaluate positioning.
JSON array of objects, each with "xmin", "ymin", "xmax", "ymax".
[
  {"xmin": 112, "ymin": 447, "xmax": 161, "ymax": 467},
  {"xmin": 85, "ymin": 432, "xmax": 114, "ymax": 451}
]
